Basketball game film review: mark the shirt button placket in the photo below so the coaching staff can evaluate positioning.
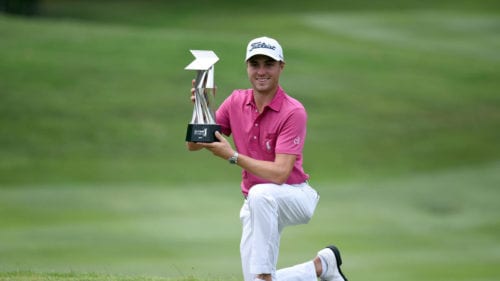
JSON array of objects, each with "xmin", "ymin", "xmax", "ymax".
[{"xmin": 252, "ymin": 119, "xmax": 259, "ymax": 143}]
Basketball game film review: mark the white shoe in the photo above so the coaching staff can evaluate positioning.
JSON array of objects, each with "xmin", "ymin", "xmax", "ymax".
[{"xmin": 317, "ymin": 245, "xmax": 348, "ymax": 281}]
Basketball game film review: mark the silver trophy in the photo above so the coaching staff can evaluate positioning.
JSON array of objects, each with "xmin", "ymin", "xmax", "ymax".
[{"xmin": 185, "ymin": 50, "xmax": 221, "ymax": 142}]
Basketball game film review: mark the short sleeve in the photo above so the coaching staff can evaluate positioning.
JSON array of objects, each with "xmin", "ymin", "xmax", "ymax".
[
  {"xmin": 275, "ymin": 108, "xmax": 307, "ymax": 155},
  {"xmin": 216, "ymin": 93, "xmax": 233, "ymax": 136}
]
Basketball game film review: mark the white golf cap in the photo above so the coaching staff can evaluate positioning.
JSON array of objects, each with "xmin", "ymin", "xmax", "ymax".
[{"xmin": 245, "ymin": 36, "xmax": 284, "ymax": 62}]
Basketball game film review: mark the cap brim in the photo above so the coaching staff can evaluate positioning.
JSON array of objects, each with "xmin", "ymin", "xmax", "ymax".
[{"xmin": 245, "ymin": 50, "xmax": 283, "ymax": 62}]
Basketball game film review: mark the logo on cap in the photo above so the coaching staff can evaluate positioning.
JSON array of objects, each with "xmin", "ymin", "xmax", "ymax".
[{"xmin": 249, "ymin": 41, "xmax": 277, "ymax": 52}]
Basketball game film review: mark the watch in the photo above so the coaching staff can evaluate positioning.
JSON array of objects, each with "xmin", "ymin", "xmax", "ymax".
[{"xmin": 228, "ymin": 152, "xmax": 239, "ymax": 164}]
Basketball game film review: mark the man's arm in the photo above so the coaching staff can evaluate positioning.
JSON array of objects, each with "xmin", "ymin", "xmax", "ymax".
[
  {"xmin": 200, "ymin": 131, "xmax": 296, "ymax": 185},
  {"xmin": 237, "ymin": 152, "xmax": 296, "ymax": 185}
]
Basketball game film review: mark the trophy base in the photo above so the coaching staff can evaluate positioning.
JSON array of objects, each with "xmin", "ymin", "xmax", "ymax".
[{"xmin": 186, "ymin": 124, "xmax": 221, "ymax": 143}]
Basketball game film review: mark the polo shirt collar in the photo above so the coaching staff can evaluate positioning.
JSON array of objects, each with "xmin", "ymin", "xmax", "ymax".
[{"xmin": 246, "ymin": 86, "xmax": 285, "ymax": 112}]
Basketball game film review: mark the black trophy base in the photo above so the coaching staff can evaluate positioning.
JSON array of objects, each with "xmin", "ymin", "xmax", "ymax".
[{"xmin": 186, "ymin": 124, "xmax": 221, "ymax": 143}]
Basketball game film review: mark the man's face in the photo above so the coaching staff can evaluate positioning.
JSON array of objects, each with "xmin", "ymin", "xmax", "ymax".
[{"xmin": 246, "ymin": 55, "xmax": 284, "ymax": 95}]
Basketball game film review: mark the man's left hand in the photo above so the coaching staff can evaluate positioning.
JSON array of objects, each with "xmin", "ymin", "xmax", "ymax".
[{"xmin": 199, "ymin": 131, "xmax": 235, "ymax": 160}]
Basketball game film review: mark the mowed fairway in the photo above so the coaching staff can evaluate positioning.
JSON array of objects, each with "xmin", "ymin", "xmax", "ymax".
[
  {"xmin": 1, "ymin": 163, "xmax": 499, "ymax": 280},
  {"xmin": 1, "ymin": 1, "xmax": 500, "ymax": 280}
]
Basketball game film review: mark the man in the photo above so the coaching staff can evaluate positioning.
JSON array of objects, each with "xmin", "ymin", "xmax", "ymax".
[{"xmin": 187, "ymin": 36, "xmax": 347, "ymax": 281}]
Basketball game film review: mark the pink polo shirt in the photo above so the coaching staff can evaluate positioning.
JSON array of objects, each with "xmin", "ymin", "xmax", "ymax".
[{"xmin": 216, "ymin": 86, "xmax": 309, "ymax": 196}]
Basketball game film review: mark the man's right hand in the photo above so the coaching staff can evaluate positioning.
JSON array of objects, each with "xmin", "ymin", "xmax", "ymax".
[
  {"xmin": 190, "ymin": 79, "xmax": 196, "ymax": 103},
  {"xmin": 186, "ymin": 79, "xmax": 200, "ymax": 150}
]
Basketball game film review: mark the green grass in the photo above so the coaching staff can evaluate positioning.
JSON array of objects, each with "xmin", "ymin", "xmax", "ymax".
[
  {"xmin": 1, "ymin": 162, "xmax": 499, "ymax": 280},
  {"xmin": 1, "ymin": 0, "xmax": 500, "ymax": 280},
  {"xmin": 0, "ymin": 271, "xmax": 196, "ymax": 281},
  {"xmin": 1, "ymin": 9, "xmax": 499, "ymax": 183}
]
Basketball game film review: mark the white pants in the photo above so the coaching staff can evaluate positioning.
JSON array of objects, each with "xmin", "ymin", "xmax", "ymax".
[{"xmin": 239, "ymin": 182, "xmax": 320, "ymax": 281}]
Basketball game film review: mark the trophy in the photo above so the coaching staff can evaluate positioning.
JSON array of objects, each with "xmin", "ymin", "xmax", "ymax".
[{"xmin": 185, "ymin": 50, "xmax": 221, "ymax": 142}]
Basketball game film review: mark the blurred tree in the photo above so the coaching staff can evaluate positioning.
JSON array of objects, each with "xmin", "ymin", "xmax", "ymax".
[{"xmin": 0, "ymin": 0, "xmax": 39, "ymax": 15}]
